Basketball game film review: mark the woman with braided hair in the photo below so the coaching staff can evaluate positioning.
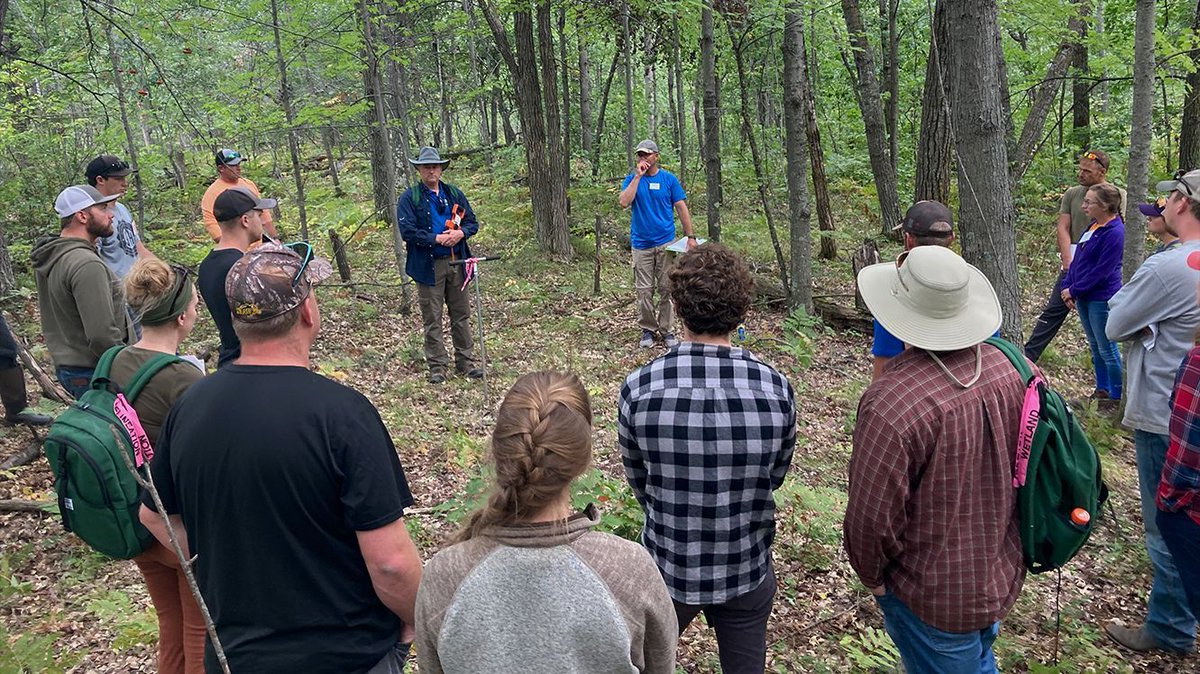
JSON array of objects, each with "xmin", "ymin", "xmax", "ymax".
[{"xmin": 414, "ymin": 371, "xmax": 677, "ymax": 673}]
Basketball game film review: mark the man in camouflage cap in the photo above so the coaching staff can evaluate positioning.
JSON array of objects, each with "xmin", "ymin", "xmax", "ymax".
[{"xmin": 141, "ymin": 241, "xmax": 425, "ymax": 673}]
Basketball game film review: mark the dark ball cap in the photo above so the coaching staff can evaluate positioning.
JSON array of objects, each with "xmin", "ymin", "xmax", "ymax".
[
  {"xmin": 85, "ymin": 155, "xmax": 135, "ymax": 181},
  {"xmin": 895, "ymin": 200, "xmax": 954, "ymax": 237},
  {"xmin": 212, "ymin": 187, "xmax": 277, "ymax": 222}
]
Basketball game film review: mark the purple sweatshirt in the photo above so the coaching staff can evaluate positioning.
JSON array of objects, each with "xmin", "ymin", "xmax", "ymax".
[{"xmin": 1064, "ymin": 216, "xmax": 1124, "ymax": 302}]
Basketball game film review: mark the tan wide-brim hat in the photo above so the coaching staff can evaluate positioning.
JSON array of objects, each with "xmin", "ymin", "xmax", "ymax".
[{"xmin": 857, "ymin": 245, "xmax": 1001, "ymax": 351}]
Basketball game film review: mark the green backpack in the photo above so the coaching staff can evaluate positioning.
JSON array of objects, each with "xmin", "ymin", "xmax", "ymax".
[
  {"xmin": 986, "ymin": 337, "xmax": 1109, "ymax": 574},
  {"xmin": 44, "ymin": 346, "xmax": 181, "ymax": 559}
]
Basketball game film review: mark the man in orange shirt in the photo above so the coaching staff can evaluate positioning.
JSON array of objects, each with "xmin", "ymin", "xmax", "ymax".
[{"xmin": 200, "ymin": 148, "xmax": 278, "ymax": 242}]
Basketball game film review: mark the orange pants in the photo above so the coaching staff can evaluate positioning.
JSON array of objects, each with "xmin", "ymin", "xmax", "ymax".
[{"xmin": 133, "ymin": 540, "xmax": 206, "ymax": 674}]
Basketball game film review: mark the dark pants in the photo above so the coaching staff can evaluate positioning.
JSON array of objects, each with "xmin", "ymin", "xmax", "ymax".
[
  {"xmin": 0, "ymin": 313, "xmax": 19, "ymax": 370},
  {"xmin": 1024, "ymin": 269, "xmax": 1069, "ymax": 363},
  {"xmin": 364, "ymin": 642, "xmax": 410, "ymax": 674},
  {"xmin": 416, "ymin": 257, "xmax": 476, "ymax": 374},
  {"xmin": 56, "ymin": 366, "xmax": 93, "ymax": 400},
  {"xmin": 1158, "ymin": 509, "xmax": 1200, "ymax": 625},
  {"xmin": 673, "ymin": 564, "xmax": 776, "ymax": 674}
]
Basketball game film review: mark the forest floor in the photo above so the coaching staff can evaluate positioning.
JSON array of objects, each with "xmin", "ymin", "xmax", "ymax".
[{"xmin": 1, "ymin": 155, "xmax": 1196, "ymax": 672}]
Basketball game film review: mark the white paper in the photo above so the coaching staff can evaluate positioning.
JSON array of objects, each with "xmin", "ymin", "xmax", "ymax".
[{"xmin": 666, "ymin": 237, "xmax": 707, "ymax": 253}]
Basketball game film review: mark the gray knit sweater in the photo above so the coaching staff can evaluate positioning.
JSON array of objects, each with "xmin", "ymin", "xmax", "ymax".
[{"xmin": 414, "ymin": 506, "xmax": 678, "ymax": 674}]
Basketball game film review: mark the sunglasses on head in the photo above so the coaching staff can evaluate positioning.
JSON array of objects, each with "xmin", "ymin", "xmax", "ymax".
[
  {"xmin": 1173, "ymin": 169, "xmax": 1198, "ymax": 198},
  {"xmin": 168, "ymin": 265, "xmax": 191, "ymax": 310},
  {"xmin": 102, "ymin": 160, "xmax": 130, "ymax": 174},
  {"xmin": 1080, "ymin": 151, "xmax": 1107, "ymax": 169},
  {"xmin": 219, "ymin": 150, "xmax": 242, "ymax": 164},
  {"xmin": 285, "ymin": 241, "xmax": 314, "ymax": 287}
]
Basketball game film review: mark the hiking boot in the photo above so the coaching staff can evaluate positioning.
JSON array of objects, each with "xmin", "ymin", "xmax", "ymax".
[
  {"xmin": 663, "ymin": 333, "xmax": 679, "ymax": 348},
  {"xmin": 1104, "ymin": 623, "xmax": 1179, "ymax": 653},
  {"xmin": 463, "ymin": 368, "xmax": 484, "ymax": 380},
  {"xmin": 1098, "ymin": 398, "xmax": 1120, "ymax": 414},
  {"xmin": 1089, "ymin": 388, "xmax": 1110, "ymax": 400},
  {"xmin": 427, "ymin": 371, "xmax": 447, "ymax": 384},
  {"xmin": 0, "ymin": 367, "xmax": 50, "ymax": 426},
  {"xmin": 639, "ymin": 330, "xmax": 655, "ymax": 349}
]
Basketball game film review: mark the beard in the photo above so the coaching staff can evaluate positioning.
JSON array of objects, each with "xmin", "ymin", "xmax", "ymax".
[{"xmin": 83, "ymin": 212, "xmax": 114, "ymax": 239}]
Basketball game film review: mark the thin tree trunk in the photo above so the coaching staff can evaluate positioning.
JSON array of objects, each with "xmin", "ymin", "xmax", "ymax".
[
  {"xmin": 1124, "ymin": 0, "xmax": 1156, "ymax": 276},
  {"xmin": 578, "ymin": 35, "xmax": 593, "ymax": 156},
  {"xmin": 537, "ymin": 1, "xmax": 570, "ymax": 255},
  {"xmin": 840, "ymin": 0, "xmax": 900, "ymax": 235},
  {"xmin": 558, "ymin": 6, "xmax": 571, "ymax": 175},
  {"xmin": 104, "ymin": 4, "xmax": 145, "ymax": 236},
  {"xmin": 914, "ymin": 0, "xmax": 951, "ymax": 204},
  {"xmin": 946, "ymin": 0, "xmax": 1022, "ymax": 340},
  {"xmin": 799, "ymin": 32, "xmax": 836, "ymax": 260},
  {"xmin": 672, "ymin": 20, "xmax": 686, "ymax": 184},
  {"xmin": 270, "ymin": 0, "xmax": 308, "ymax": 240},
  {"xmin": 1071, "ymin": 0, "xmax": 1091, "ymax": 149},
  {"xmin": 1179, "ymin": 0, "xmax": 1200, "ymax": 170},
  {"xmin": 1009, "ymin": 9, "xmax": 1084, "ymax": 186},
  {"xmin": 591, "ymin": 46, "xmax": 620, "ymax": 179},
  {"xmin": 322, "ymin": 128, "xmax": 344, "ymax": 197},
  {"xmin": 783, "ymin": 3, "xmax": 813, "ymax": 312},
  {"xmin": 646, "ymin": 62, "xmax": 657, "ymax": 141},
  {"xmin": 433, "ymin": 40, "xmax": 453, "ymax": 148},
  {"xmin": 621, "ymin": 0, "xmax": 634, "ymax": 169},
  {"xmin": 726, "ymin": 19, "xmax": 789, "ymax": 296},
  {"xmin": 464, "ymin": 0, "xmax": 490, "ymax": 146},
  {"xmin": 879, "ymin": 0, "xmax": 899, "ymax": 170},
  {"xmin": 700, "ymin": 1, "xmax": 722, "ymax": 242},
  {"xmin": 359, "ymin": 0, "xmax": 408, "ymax": 312}
]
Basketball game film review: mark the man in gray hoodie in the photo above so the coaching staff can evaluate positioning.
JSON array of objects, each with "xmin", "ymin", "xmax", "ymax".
[
  {"xmin": 33, "ymin": 185, "xmax": 131, "ymax": 398},
  {"xmin": 1104, "ymin": 169, "xmax": 1200, "ymax": 654}
]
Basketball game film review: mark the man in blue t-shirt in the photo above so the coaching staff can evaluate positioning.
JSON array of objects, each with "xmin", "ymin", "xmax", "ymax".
[
  {"xmin": 618, "ymin": 139, "xmax": 697, "ymax": 349},
  {"xmin": 870, "ymin": 201, "xmax": 957, "ymax": 381}
]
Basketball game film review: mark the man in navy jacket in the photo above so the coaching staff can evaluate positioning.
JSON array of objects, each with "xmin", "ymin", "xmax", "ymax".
[{"xmin": 396, "ymin": 147, "xmax": 482, "ymax": 384}]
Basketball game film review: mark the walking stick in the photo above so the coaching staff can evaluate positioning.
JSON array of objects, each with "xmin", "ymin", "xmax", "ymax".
[{"xmin": 450, "ymin": 256, "xmax": 501, "ymax": 408}]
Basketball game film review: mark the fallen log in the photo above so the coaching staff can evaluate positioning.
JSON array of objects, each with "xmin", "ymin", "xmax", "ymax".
[
  {"xmin": 0, "ymin": 498, "xmax": 50, "ymax": 513},
  {"xmin": 0, "ymin": 440, "xmax": 42, "ymax": 470}
]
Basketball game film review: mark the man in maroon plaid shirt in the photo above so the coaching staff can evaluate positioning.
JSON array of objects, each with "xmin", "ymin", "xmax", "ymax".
[
  {"xmin": 846, "ymin": 246, "xmax": 1026, "ymax": 673},
  {"xmin": 1156, "ymin": 249, "xmax": 1200, "ymax": 622}
]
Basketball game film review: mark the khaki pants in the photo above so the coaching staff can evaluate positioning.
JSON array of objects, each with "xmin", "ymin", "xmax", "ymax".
[
  {"xmin": 632, "ymin": 244, "xmax": 673, "ymax": 335},
  {"xmin": 417, "ymin": 257, "xmax": 476, "ymax": 373}
]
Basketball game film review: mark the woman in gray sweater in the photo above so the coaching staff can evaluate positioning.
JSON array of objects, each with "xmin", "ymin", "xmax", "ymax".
[{"xmin": 414, "ymin": 372, "xmax": 677, "ymax": 674}]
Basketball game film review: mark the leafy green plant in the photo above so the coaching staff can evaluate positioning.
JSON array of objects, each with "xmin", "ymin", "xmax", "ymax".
[
  {"xmin": 838, "ymin": 627, "xmax": 901, "ymax": 672},
  {"xmin": 572, "ymin": 469, "xmax": 644, "ymax": 541},
  {"xmin": 0, "ymin": 555, "xmax": 32, "ymax": 605},
  {"xmin": 779, "ymin": 307, "xmax": 828, "ymax": 368},
  {"xmin": 0, "ymin": 622, "xmax": 81, "ymax": 673},
  {"xmin": 86, "ymin": 590, "xmax": 157, "ymax": 651}
]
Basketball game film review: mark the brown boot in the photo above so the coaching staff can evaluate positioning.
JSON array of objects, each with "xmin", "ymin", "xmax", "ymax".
[
  {"xmin": 1104, "ymin": 622, "xmax": 1182, "ymax": 654},
  {"xmin": 0, "ymin": 367, "xmax": 51, "ymax": 426}
]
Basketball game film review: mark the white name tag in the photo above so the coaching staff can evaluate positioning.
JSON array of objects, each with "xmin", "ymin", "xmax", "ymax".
[{"xmin": 648, "ymin": 182, "xmax": 661, "ymax": 191}]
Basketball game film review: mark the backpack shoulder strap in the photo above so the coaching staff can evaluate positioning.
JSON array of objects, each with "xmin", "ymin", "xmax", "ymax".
[
  {"xmin": 443, "ymin": 182, "xmax": 462, "ymax": 202},
  {"xmin": 408, "ymin": 184, "xmax": 422, "ymax": 207},
  {"xmin": 984, "ymin": 336, "xmax": 1035, "ymax": 384},
  {"xmin": 123, "ymin": 353, "xmax": 184, "ymax": 404},
  {"xmin": 91, "ymin": 345, "xmax": 126, "ymax": 383}
]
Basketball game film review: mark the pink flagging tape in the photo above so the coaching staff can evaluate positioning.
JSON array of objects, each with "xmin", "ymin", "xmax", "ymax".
[
  {"xmin": 1013, "ymin": 376, "xmax": 1042, "ymax": 488},
  {"xmin": 114, "ymin": 393, "xmax": 154, "ymax": 468}
]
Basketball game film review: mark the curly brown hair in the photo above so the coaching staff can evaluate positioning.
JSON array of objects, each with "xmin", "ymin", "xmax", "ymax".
[{"xmin": 667, "ymin": 243, "xmax": 755, "ymax": 337}]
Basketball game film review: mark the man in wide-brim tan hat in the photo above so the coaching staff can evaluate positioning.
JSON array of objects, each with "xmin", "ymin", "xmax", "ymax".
[{"xmin": 844, "ymin": 245, "xmax": 1028, "ymax": 673}]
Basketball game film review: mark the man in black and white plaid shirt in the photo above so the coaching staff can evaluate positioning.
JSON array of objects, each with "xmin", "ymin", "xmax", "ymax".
[{"xmin": 618, "ymin": 243, "xmax": 796, "ymax": 674}]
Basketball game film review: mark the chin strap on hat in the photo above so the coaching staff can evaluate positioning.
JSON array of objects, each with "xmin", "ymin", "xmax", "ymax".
[{"xmin": 927, "ymin": 345, "xmax": 983, "ymax": 389}]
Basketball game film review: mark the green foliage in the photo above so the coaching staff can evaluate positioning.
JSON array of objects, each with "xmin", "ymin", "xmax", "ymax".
[
  {"xmin": 0, "ymin": 555, "xmax": 32, "ymax": 606},
  {"xmin": 571, "ymin": 468, "xmax": 644, "ymax": 541},
  {"xmin": 85, "ymin": 590, "xmax": 158, "ymax": 651},
  {"xmin": 773, "ymin": 477, "xmax": 846, "ymax": 568},
  {"xmin": 779, "ymin": 307, "xmax": 828, "ymax": 368},
  {"xmin": 838, "ymin": 627, "xmax": 901, "ymax": 672},
  {"xmin": 0, "ymin": 622, "xmax": 81, "ymax": 674}
]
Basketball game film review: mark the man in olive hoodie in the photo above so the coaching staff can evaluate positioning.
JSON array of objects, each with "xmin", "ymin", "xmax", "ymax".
[{"xmin": 33, "ymin": 185, "xmax": 132, "ymax": 398}]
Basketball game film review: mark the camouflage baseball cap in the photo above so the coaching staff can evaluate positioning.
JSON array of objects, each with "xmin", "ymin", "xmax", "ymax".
[{"xmin": 225, "ymin": 242, "xmax": 333, "ymax": 323}]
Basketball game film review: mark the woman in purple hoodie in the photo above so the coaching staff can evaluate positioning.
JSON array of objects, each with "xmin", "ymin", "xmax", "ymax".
[{"xmin": 1062, "ymin": 181, "xmax": 1125, "ymax": 406}]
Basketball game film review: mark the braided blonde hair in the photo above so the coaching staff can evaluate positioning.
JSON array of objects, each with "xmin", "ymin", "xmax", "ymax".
[{"xmin": 454, "ymin": 371, "xmax": 593, "ymax": 543}]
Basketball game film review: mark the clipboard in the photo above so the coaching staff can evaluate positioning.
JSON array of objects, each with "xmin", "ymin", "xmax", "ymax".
[{"xmin": 666, "ymin": 237, "xmax": 706, "ymax": 253}]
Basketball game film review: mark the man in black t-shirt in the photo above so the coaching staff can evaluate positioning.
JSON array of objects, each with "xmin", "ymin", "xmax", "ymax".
[
  {"xmin": 197, "ymin": 187, "xmax": 274, "ymax": 368},
  {"xmin": 140, "ymin": 242, "xmax": 423, "ymax": 674}
]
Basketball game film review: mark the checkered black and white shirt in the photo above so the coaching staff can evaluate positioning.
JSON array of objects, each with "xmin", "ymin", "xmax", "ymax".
[{"xmin": 618, "ymin": 342, "xmax": 796, "ymax": 605}]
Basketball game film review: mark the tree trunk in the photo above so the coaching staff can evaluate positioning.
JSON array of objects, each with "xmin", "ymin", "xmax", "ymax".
[
  {"xmin": 800, "ymin": 32, "xmax": 837, "ymax": 261},
  {"xmin": 783, "ymin": 3, "xmax": 813, "ymax": 313},
  {"xmin": 558, "ymin": 6, "xmax": 571, "ymax": 175},
  {"xmin": 879, "ymin": 0, "xmax": 899, "ymax": 170},
  {"xmin": 537, "ymin": 1, "xmax": 570, "ymax": 255},
  {"xmin": 1124, "ymin": 0, "xmax": 1156, "ymax": 277},
  {"xmin": 1009, "ymin": 9, "xmax": 1084, "ymax": 186},
  {"xmin": 700, "ymin": 1, "xmax": 722, "ymax": 242},
  {"xmin": 726, "ymin": 18, "xmax": 789, "ymax": 297},
  {"xmin": 1179, "ymin": 0, "xmax": 1200, "ymax": 170},
  {"xmin": 104, "ymin": 5, "xmax": 145, "ymax": 236},
  {"xmin": 840, "ymin": 0, "xmax": 900, "ymax": 235},
  {"xmin": 380, "ymin": 2, "xmax": 413, "ymax": 185},
  {"xmin": 672, "ymin": 21, "xmax": 686, "ymax": 184},
  {"xmin": 464, "ymin": 0, "xmax": 490, "ymax": 146},
  {"xmin": 322, "ymin": 128, "xmax": 344, "ymax": 197},
  {"xmin": 270, "ymin": 0, "xmax": 308, "ymax": 240},
  {"xmin": 578, "ymin": 36, "xmax": 593, "ymax": 156},
  {"xmin": 914, "ymin": 0, "xmax": 951, "ymax": 204},
  {"xmin": 359, "ymin": 0, "xmax": 408, "ymax": 312},
  {"xmin": 621, "ymin": 0, "xmax": 634, "ymax": 169},
  {"xmin": 590, "ymin": 46, "xmax": 620, "ymax": 179},
  {"xmin": 946, "ymin": 0, "xmax": 1022, "ymax": 340},
  {"xmin": 1071, "ymin": 0, "xmax": 1090, "ymax": 149}
]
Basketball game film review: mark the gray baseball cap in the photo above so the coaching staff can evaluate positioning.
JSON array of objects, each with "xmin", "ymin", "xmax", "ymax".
[
  {"xmin": 54, "ymin": 185, "xmax": 119, "ymax": 218},
  {"xmin": 635, "ymin": 139, "xmax": 659, "ymax": 155},
  {"xmin": 1156, "ymin": 169, "xmax": 1200, "ymax": 204}
]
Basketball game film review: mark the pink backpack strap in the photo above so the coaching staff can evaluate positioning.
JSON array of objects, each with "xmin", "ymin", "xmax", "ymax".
[{"xmin": 1013, "ymin": 375, "xmax": 1043, "ymax": 488}]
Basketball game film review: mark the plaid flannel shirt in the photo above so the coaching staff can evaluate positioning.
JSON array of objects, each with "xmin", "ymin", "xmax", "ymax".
[
  {"xmin": 617, "ymin": 342, "xmax": 796, "ymax": 605},
  {"xmin": 1158, "ymin": 346, "xmax": 1200, "ymax": 526},
  {"xmin": 844, "ymin": 346, "xmax": 1026, "ymax": 632}
]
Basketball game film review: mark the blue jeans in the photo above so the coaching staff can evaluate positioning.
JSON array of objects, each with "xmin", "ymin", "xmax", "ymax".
[
  {"xmin": 55, "ymin": 366, "xmax": 93, "ymax": 400},
  {"xmin": 875, "ymin": 590, "xmax": 999, "ymax": 674},
  {"xmin": 1158, "ymin": 509, "xmax": 1200, "ymax": 624},
  {"xmin": 1135, "ymin": 430, "xmax": 1197, "ymax": 651},
  {"xmin": 1077, "ymin": 299, "xmax": 1122, "ymax": 399}
]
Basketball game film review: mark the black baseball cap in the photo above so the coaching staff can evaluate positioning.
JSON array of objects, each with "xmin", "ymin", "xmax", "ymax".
[
  {"xmin": 213, "ymin": 187, "xmax": 277, "ymax": 222},
  {"xmin": 85, "ymin": 155, "xmax": 135, "ymax": 181},
  {"xmin": 894, "ymin": 200, "xmax": 954, "ymax": 237}
]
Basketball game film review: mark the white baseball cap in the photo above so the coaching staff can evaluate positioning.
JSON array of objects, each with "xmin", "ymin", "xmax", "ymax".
[{"xmin": 54, "ymin": 185, "xmax": 119, "ymax": 219}]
